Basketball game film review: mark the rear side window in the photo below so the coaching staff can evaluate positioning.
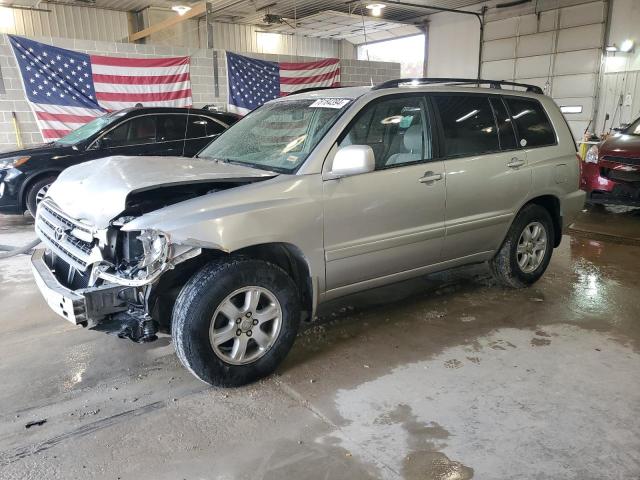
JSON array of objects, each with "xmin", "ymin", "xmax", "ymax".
[
  {"xmin": 157, "ymin": 115, "xmax": 187, "ymax": 141},
  {"xmin": 433, "ymin": 95, "xmax": 499, "ymax": 157},
  {"xmin": 490, "ymin": 97, "xmax": 518, "ymax": 150},
  {"xmin": 186, "ymin": 116, "xmax": 225, "ymax": 138},
  {"xmin": 503, "ymin": 97, "xmax": 556, "ymax": 148}
]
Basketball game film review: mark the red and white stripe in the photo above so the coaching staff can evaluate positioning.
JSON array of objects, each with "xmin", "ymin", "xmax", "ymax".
[
  {"xmin": 90, "ymin": 55, "xmax": 192, "ymax": 111},
  {"xmin": 279, "ymin": 58, "xmax": 340, "ymax": 95},
  {"xmin": 34, "ymin": 104, "xmax": 105, "ymax": 140}
]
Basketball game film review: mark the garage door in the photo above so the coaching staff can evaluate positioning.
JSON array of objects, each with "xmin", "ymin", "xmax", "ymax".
[{"xmin": 480, "ymin": 1, "xmax": 607, "ymax": 140}]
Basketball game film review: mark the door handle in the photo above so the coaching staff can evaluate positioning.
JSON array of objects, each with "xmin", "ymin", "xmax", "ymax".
[
  {"xmin": 507, "ymin": 157, "xmax": 525, "ymax": 169},
  {"xmin": 418, "ymin": 171, "xmax": 443, "ymax": 184}
]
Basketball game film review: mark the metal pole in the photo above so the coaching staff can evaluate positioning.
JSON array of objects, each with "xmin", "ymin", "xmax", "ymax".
[
  {"xmin": 477, "ymin": 6, "xmax": 486, "ymax": 80},
  {"xmin": 206, "ymin": 3, "xmax": 220, "ymax": 99}
]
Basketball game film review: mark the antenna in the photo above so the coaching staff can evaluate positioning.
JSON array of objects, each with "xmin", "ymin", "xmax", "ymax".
[{"xmin": 181, "ymin": 105, "xmax": 190, "ymax": 157}]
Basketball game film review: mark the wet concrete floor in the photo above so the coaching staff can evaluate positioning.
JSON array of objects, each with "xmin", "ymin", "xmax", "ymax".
[{"xmin": 0, "ymin": 211, "xmax": 639, "ymax": 479}]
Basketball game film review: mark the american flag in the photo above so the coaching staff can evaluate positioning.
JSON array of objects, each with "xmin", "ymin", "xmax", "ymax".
[
  {"xmin": 226, "ymin": 51, "xmax": 340, "ymax": 115},
  {"xmin": 9, "ymin": 35, "xmax": 192, "ymax": 141}
]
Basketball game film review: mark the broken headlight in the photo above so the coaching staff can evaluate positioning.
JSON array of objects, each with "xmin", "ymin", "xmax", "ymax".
[
  {"xmin": 135, "ymin": 230, "xmax": 169, "ymax": 277},
  {"xmin": 116, "ymin": 229, "xmax": 170, "ymax": 281}
]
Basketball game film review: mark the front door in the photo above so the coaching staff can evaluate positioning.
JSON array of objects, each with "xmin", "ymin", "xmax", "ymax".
[{"xmin": 323, "ymin": 95, "xmax": 446, "ymax": 292}]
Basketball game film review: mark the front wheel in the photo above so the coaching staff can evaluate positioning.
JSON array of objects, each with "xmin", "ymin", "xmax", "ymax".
[
  {"xmin": 172, "ymin": 257, "xmax": 301, "ymax": 387},
  {"xmin": 489, "ymin": 204, "xmax": 554, "ymax": 288},
  {"xmin": 26, "ymin": 176, "xmax": 57, "ymax": 217}
]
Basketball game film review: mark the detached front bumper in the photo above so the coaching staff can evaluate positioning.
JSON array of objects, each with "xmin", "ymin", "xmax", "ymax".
[{"xmin": 30, "ymin": 249, "xmax": 134, "ymax": 326}]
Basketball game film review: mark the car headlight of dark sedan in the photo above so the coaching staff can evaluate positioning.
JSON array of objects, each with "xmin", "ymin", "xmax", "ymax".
[{"xmin": 0, "ymin": 156, "xmax": 30, "ymax": 170}]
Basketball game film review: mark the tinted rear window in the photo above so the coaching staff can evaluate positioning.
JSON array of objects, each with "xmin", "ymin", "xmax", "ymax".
[
  {"xmin": 187, "ymin": 116, "xmax": 225, "ymax": 138},
  {"xmin": 503, "ymin": 97, "xmax": 556, "ymax": 148},
  {"xmin": 490, "ymin": 97, "xmax": 518, "ymax": 150},
  {"xmin": 157, "ymin": 115, "xmax": 187, "ymax": 141},
  {"xmin": 434, "ymin": 95, "xmax": 499, "ymax": 157}
]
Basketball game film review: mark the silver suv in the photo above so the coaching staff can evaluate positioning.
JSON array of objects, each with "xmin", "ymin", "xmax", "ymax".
[{"xmin": 31, "ymin": 78, "xmax": 585, "ymax": 386}]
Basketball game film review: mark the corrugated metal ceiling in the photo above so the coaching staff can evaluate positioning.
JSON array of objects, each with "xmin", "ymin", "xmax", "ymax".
[{"xmin": 8, "ymin": 0, "xmax": 486, "ymax": 19}]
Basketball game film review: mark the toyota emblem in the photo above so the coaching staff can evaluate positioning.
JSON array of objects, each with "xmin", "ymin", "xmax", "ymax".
[{"xmin": 54, "ymin": 226, "xmax": 65, "ymax": 242}]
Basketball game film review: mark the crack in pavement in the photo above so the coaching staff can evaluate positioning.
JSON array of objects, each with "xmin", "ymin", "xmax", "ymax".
[{"xmin": 273, "ymin": 377, "xmax": 402, "ymax": 480}]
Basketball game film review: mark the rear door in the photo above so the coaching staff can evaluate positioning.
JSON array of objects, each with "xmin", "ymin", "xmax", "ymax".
[{"xmin": 432, "ymin": 94, "xmax": 532, "ymax": 260}]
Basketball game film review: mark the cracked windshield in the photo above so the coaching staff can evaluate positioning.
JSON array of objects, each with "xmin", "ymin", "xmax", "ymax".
[{"xmin": 198, "ymin": 98, "xmax": 351, "ymax": 173}]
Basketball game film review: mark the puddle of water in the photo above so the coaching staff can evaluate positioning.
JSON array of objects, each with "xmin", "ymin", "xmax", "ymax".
[{"xmin": 330, "ymin": 324, "xmax": 640, "ymax": 480}]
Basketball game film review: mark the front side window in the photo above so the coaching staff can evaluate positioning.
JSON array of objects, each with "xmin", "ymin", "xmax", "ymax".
[
  {"xmin": 339, "ymin": 96, "xmax": 430, "ymax": 169},
  {"xmin": 504, "ymin": 97, "xmax": 556, "ymax": 148},
  {"xmin": 102, "ymin": 116, "xmax": 157, "ymax": 148},
  {"xmin": 198, "ymin": 99, "xmax": 350, "ymax": 173},
  {"xmin": 434, "ymin": 95, "xmax": 499, "ymax": 157}
]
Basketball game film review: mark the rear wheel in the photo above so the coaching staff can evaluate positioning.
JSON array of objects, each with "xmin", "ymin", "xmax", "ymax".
[
  {"xmin": 26, "ymin": 176, "xmax": 57, "ymax": 217},
  {"xmin": 172, "ymin": 257, "xmax": 301, "ymax": 387},
  {"xmin": 490, "ymin": 204, "xmax": 554, "ymax": 288}
]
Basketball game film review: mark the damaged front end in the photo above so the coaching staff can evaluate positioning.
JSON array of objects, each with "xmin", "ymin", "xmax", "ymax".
[{"xmin": 32, "ymin": 197, "xmax": 203, "ymax": 343}]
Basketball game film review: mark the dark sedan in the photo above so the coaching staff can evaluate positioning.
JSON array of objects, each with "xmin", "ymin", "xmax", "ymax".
[{"xmin": 0, "ymin": 106, "xmax": 239, "ymax": 216}]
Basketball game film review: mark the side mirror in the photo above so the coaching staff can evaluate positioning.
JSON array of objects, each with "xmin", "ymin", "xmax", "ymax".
[{"xmin": 327, "ymin": 145, "xmax": 375, "ymax": 179}]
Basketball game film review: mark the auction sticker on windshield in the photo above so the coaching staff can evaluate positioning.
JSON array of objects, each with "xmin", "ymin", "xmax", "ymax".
[{"xmin": 309, "ymin": 98, "xmax": 351, "ymax": 109}]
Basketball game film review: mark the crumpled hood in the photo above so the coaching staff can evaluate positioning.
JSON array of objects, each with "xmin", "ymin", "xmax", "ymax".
[{"xmin": 46, "ymin": 155, "xmax": 277, "ymax": 228}]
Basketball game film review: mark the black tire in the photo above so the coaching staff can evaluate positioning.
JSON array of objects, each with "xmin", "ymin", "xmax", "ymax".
[
  {"xmin": 489, "ymin": 204, "xmax": 555, "ymax": 288},
  {"xmin": 172, "ymin": 257, "xmax": 301, "ymax": 387},
  {"xmin": 26, "ymin": 176, "xmax": 57, "ymax": 217}
]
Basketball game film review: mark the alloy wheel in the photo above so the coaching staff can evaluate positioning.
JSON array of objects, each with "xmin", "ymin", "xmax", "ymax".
[
  {"xmin": 209, "ymin": 286, "xmax": 283, "ymax": 365},
  {"xmin": 516, "ymin": 221, "xmax": 548, "ymax": 273},
  {"xmin": 35, "ymin": 183, "xmax": 51, "ymax": 205}
]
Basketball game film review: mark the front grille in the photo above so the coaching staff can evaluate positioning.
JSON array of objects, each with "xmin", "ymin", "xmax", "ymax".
[
  {"xmin": 52, "ymin": 255, "xmax": 92, "ymax": 289},
  {"xmin": 35, "ymin": 200, "xmax": 102, "ymax": 272},
  {"xmin": 602, "ymin": 155, "xmax": 640, "ymax": 167},
  {"xmin": 603, "ymin": 169, "xmax": 640, "ymax": 183}
]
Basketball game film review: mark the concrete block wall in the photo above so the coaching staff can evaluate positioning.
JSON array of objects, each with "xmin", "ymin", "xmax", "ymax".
[{"xmin": 0, "ymin": 34, "xmax": 399, "ymax": 150}]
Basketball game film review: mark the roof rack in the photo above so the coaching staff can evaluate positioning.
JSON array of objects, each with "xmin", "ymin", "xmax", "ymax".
[{"xmin": 372, "ymin": 78, "xmax": 544, "ymax": 95}]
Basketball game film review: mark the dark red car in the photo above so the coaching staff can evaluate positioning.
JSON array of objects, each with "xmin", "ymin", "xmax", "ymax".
[{"xmin": 581, "ymin": 117, "xmax": 640, "ymax": 206}]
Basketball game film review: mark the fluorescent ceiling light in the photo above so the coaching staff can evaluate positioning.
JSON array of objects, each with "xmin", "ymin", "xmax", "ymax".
[
  {"xmin": 512, "ymin": 109, "xmax": 533, "ymax": 119},
  {"xmin": 605, "ymin": 45, "xmax": 618, "ymax": 52},
  {"xmin": 0, "ymin": 7, "xmax": 14, "ymax": 30},
  {"xmin": 172, "ymin": 5, "xmax": 192, "ymax": 15},
  {"xmin": 620, "ymin": 39, "xmax": 634, "ymax": 52},
  {"xmin": 455, "ymin": 109, "xmax": 479, "ymax": 123},
  {"xmin": 560, "ymin": 105, "xmax": 583, "ymax": 114},
  {"xmin": 366, "ymin": 3, "xmax": 385, "ymax": 16}
]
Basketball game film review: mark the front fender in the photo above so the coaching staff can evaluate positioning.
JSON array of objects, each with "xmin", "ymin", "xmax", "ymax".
[{"xmin": 121, "ymin": 174, "xmax": 326, "ymax": 293}]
